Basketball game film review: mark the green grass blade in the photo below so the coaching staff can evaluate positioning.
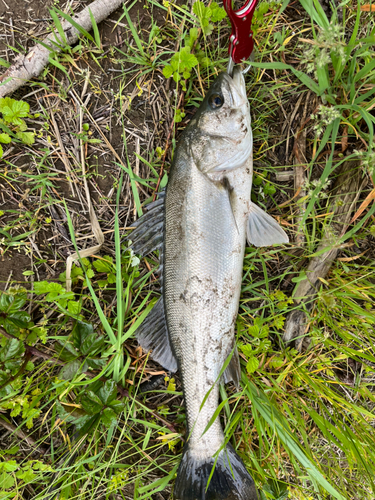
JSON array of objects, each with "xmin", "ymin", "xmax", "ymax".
[
  {"xmin": 122, "ymin": 5, "xmax": 145, "ymax": 56},
  {"xmin": 88, "ymin": 8, "xmax": 101, "ymax": 48},
  {"xmin": 114, "ymin": 172, "xmax": 125, "ymax": 381},
  {"xmin": 54, "ymin": 7, "xmax": 94, "ymax": 42},
  {"xmin": 49, "ymin": 8, "xmax": 67, "ymax": 46},
  {"xmin": 63, "ymin": 200, "xmax": 117, "ymax": 346},
  {"xmin": 242, "ymin": 376, "xmax": 346, "ymax": 500},
  {"xmin": 299, "ymin": 0, "xmax": 330, "ymax": 29}
]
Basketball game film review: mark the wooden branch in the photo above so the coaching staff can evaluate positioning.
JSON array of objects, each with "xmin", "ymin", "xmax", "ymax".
[
  {"xmin": 0, "ymin": 0, "xmax": 127, "ymax": 98},
  {"xmin": 283, "ymin": 159, "xmax": 364, "ymax": 347}
]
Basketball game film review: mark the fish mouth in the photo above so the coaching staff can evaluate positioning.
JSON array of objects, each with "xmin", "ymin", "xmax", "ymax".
[
  {"xmin": 207, "ymin": 69, "xmax": 251, "ymax": 172},
  {"xmin": 223, "ymin": 67, "xmax": 247, "ymax": 107}
]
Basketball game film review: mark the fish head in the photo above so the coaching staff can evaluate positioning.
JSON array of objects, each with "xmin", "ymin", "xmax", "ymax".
[{"xmin": 185, "ymin": 67, "xmax": 252, "ymax": 174}]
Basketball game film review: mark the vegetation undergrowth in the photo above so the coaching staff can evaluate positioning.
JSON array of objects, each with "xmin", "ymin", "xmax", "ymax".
[{"xmin": 0, "ymin": 0, "xmax": 374, "ymax": 499}]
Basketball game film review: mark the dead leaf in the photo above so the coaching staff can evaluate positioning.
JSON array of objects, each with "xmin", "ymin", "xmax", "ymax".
[
  {"xmin": 349, "ymin": 188, "xmax": 375, "ymax": 224},
  {"xmin": 338, "ymin": 249, "xmax": 369, "ymax": 262},
  {"xmin": 341, "ymin": 125, "xmax": 348, "ymax": 152},
  {"xmin": 360, "ymin": 5, "xmax": 375, "ymax": 11}
]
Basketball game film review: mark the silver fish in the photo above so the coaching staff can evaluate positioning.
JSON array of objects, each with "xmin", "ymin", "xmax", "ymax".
[{"xmin": 129, "ymin": 68, "xmax": 288, "ymax": 500}]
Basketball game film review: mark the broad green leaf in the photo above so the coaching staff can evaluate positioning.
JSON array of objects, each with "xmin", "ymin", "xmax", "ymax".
[
  {"xmin": 86, "ymin": 268, "xmax": 95, "ymax": 278},
  {"xmin": 7, "ymin": 310, "xmax": 31, "ymax": 328},
  {"xmin": 0, "ymin": 471, "xmax": 15, "ymax": 489},
  {"xmin": 0, "ymin": 460, "xmax": 18, "ymax": 472},
  {"xmin": 98, "ymin": 379, "xmax": 117, "ymax": 405},
  {"xmin": 210, "ymin": 2, "xmax": 226, "ymax": 22},
  {"xmin": 0, "ymin": 293, "xmax": 13, "ymax": 312},
  {"xmin": 9, "ymin": 291, "xmax": 27, "ymax": 311},
  {"xmin": 15, "ymin": 468, "xmax": 36, "ymax": 483},
  {"xmin": 101, "ymin": 407, "xmax": 117, "ymax": 427},
  {"xmin": 92, "ymin": 256, "xmax": 113, "ymax": 273},
  {"xmin": 193, "ymin": 1, "xmax": 206, "ymax": 20},
  {"xmin": 59, "ymin": 359, "xmax": 82, "ymax": 380},
  {"xmin": 0, "ymin": 133, "xmax": 11, "ymax": 144},
  {"xmin": 240, "ymin": 344, "xmax": 253, "ymax": 357},
  {"xmin": 72, "ymin": 320, "xmax": 94, "ymax": 347},
  {"xmin": 86, "ymin": 356, "xmax": 105, "ymax": 369},
  {"xmin": 15, "ymin": 131, "xmax": 35, "ymax": 145},
  {"xmin": 81, "ymin": 391, "xmax": 103, "ymax": 414},
  {"xmin": 33, "ymin": 281, "xmax": 53, "ymax": 294},
  {"xmin": 162, "ymin": 64, "xmax": 173, "ymax": 79},
  {"xmin": 67, "ymin": 300, "xmax": 81, "ymax": 315},
  {"xmin": 0, "ymin": 339, "xmax": 24, "ymax": 362},
  {"xmin": 107, "ymin": 273, "xmax": 116, "ymax": 284},
  {"xmin": 55, "ymin": 338, "xmax": 79, "ymax": 362},
  {"xmin": 179, "ymin": 47, "xmax": 198, "ymax": 70},
  {"xmin": 0, "ymin": 97, "xmax": 14, "ymax": 111},
  {"xmin": 81, "ymin": 333, "xmax": 104, "ymax": 356},
  {"xmin": 75, "ymin": 414, "xmax": 99, "ymax": 433},
  {"xmin": 109, "ymin": 400, "xmax": 124, "ymax": 414},
  {"xmin": 9, "ymin": 99, "xmax": 29, "ymax": 117},
  {"xmin": 246, "ymin": 356, "xmax": 259, "ymax": 374}
]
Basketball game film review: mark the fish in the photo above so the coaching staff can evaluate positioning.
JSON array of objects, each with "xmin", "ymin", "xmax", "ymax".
[{"xmin": 128, "ymin": 67, "xmax": 288, "ymax": 500}]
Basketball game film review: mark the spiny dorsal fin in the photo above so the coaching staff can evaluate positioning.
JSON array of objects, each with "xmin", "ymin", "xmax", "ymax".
[{"xmin": 126, "ymin": 191, "xmax": 165, "ymax": 285}]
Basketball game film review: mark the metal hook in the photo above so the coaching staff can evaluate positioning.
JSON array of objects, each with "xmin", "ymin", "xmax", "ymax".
[
  {"xmin": 223, "ymin": 0, "xmax": 259, "ymax": 74},
  {"xmin": 227, "ymin": 46, "xmax": 254, "ymax": 77}
]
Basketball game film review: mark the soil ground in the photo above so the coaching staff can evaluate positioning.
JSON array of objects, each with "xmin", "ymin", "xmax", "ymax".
[{"xmin": 0, "ymin": 0, "xmax": 170, "ymax": 289}]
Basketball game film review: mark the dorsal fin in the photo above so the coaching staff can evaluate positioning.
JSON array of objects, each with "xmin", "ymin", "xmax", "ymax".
[
  {"xmin": 126, "ymin": 192, "xmax": 177, "ymax": 372},
  {"xmin": 126, "ymin": 191, "xmax": 165, "ymax": 286}
]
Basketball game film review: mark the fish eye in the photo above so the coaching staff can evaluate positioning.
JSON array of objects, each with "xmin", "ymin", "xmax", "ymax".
[{"xmin": 209, "ymin": 93, "xmax": 224, "ymax": 109}]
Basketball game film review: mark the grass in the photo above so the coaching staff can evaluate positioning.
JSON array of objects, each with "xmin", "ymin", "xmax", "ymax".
[{"xmin": 0, "ymin": 0, "xmax": 375, "ymax": 499}]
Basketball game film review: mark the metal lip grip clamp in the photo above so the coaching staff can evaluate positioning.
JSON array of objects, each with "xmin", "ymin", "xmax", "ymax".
[{"xmin": 223, "ymin": 0, "xmax": 259, "ymax": 76}]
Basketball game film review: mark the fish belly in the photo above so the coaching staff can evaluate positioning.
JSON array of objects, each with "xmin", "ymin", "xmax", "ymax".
[{"xmin": 164, "ymin": 161, "xmax": 248, "ymax": 457}]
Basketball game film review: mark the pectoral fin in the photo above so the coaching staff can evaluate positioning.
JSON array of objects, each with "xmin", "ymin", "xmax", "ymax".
[{"xmin": 247, "ymin": 202, "xmax": 288, "ymax": 247}]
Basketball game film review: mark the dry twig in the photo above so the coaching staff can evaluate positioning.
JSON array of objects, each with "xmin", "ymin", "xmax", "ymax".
[
  {"xmin": 0, "ymin": 0, "xmax": 128, "ymax": 98},
  {"xmin": 283, "ymin": 159, "xmax": 365, "ymax": 348}
]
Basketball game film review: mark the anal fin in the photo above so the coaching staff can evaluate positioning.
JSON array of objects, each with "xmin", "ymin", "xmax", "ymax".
[
  {"xmin": 223, "ymin": 346, "xmax": 241, "ymax": 388},
  {"xmin": 247, "ymin": 201, "xmax": 289, "ymax": 247},
  {"xmin": 135, "ymin": 296, "xmax": 178, "ymax": 373}
]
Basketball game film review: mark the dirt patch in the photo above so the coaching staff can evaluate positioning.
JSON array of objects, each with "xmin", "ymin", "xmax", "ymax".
[
  {"xmin": 0, "ymin": 252, "xmax": 30, "ymax": 289},
  {"xmin": 0, "ymin": 0, "xmax": 172, "ymax": 291}
]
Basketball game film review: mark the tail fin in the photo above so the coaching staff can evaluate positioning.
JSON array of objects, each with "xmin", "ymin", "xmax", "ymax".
[{"xmin": 174, "ymin": 443, "xmax": 259, "ymax": 500}]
